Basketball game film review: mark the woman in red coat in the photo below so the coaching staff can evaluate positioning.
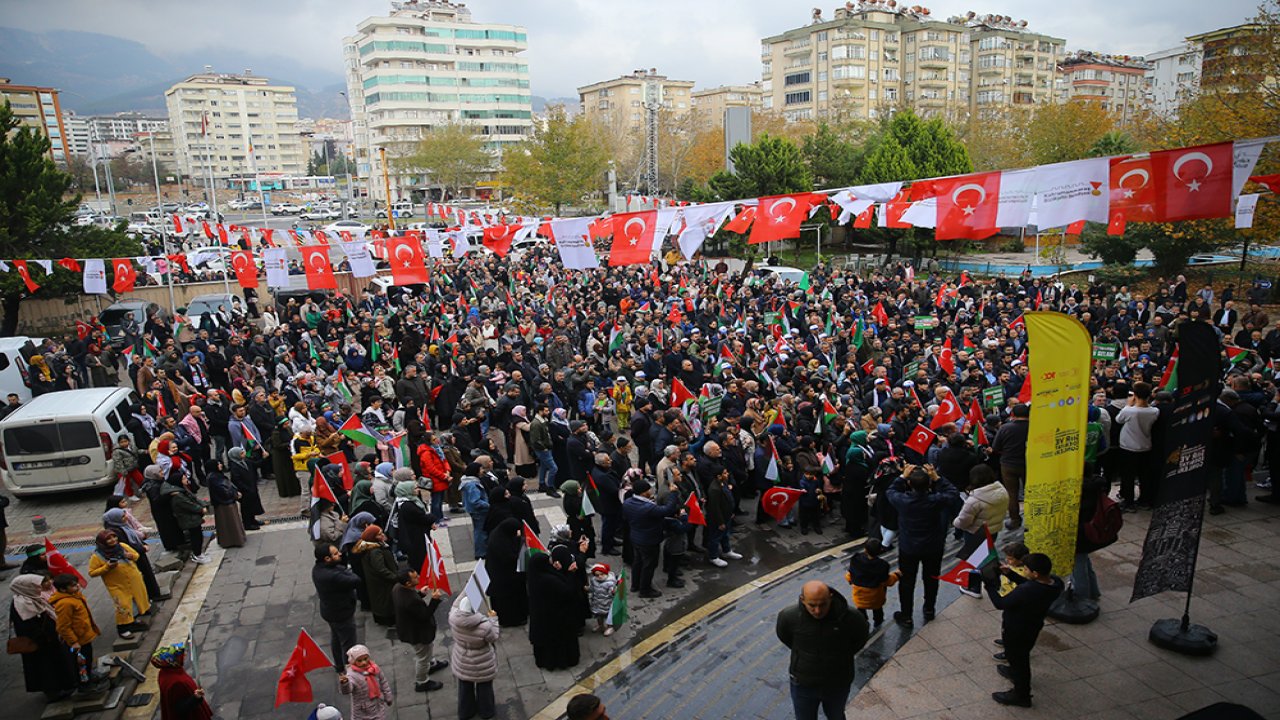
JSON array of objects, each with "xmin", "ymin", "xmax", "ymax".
[
  {"xmin": 416, "ymin": 432, "xmax": 452, "ymax": 520},
  {"xmin": 152, "ymin": 642, "xmax": 211, "ymax": 720}
]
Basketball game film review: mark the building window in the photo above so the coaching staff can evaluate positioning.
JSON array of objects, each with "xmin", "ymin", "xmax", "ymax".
[
  {"xmin": 818, "ymin": 90, "xmax": 828, "ymax": 101},
  {"xmin": 784, "ymin": 71, "xmax": 811, "ymax": 86},
  {"xmin": 816, "ymin": 31, "xmax": 828, "ymax": 41},
  {"xmin": 784, "ymin": 90, "xmax": 812, "ymax": 105}
]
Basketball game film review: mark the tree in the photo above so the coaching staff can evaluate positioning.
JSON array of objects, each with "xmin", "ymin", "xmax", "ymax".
[
  {"xmin": 725, "ymin": 133, "xmax": 812, "ymax": 198},
  {"xmin": 501, "ymin": 106, "xmax": 609, "ymax": 215},
  {"xmin": 1088, "ymin": 130, "xmax": 1140, "ymax": 158},
  {"xmin": 0, "ymin": 102, "xmax": 136, "ymax": 335},
  {"xmin": 802, "ymin": 122, "xmax": 862, "ymax": 188},
  {"xmin": 1024, "ymin": 101, "xmax": 1119, "ymax": 165},
  {"xmin": 1128, "ymin": 220, "xmax": 1234, "ymax": 274},
  {"xmin": 396, "ymin": 123, "xmax": 491, "ymax": 201},
  {"xmin": 1080, "ymin": 224, "xmax": 1143, "ymax": 265}
]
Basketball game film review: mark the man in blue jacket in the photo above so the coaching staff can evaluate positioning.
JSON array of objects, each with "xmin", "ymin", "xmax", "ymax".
[
  {"xmin": 621, "ymin": 477, "xmax": 682, "ymax": 598},
  {"xmin": 886, "ymin": 464, "xmax": 960, "ymax": 627}
]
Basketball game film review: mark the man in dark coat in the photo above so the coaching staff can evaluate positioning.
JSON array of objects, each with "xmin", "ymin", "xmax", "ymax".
[
  {"xmin": 983, "ymin": 553, "xmax": 1064, "ymax": 707},
  {"xmin": 565, "ymin": 421, "xmax": 594, "ymax": 483},
  {"xmin": 620, "ymin": 477, "xmax": 682, "ymax": 598},
  {"xmin": 775, "ymin": 580, "xmax": 870, "ymax": 720},
  {"xmin": 311, "ymin": 544, "xmax": 363, "ymax": 672},
  {"xmin": 392, "ymin": 570, "xmax": 447, "ymax": 692},
  {"xmin": 590, "ymin": 453, "xmax": 623, "ymax": 556},
  {"xmin": 886, "ymin": 465, "xmax": 960, "ymax": 627}
]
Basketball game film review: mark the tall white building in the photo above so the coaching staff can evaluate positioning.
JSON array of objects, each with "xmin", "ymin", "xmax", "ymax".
[
  {"xmin": 1145, "ymin": 43, "xmax": 1202, "ymax": 116},
  {"xmin": 343, "ymin": 0, "xmax": 532, "ymax": 201},
  {"xmin": 61, "ymin": 111, "xmax": 92, "ymax": 157},
  {"xmin": 164, "ymin": 68, "xmax": 306, "ymax": 188}
]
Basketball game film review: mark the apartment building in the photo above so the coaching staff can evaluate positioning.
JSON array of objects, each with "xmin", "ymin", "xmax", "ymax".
[
  {"xmin": 1188, "ymin": 23, "xmax": 1271, "ymax": 92},
  {"xmin": 343, "ymin": 0, "xmax": 532, "ymax": 201},
  {"xmin": 1144, "ymin": 44, "xmax": 1202, "ymax": 116},
  {"xmin": 62, "ymin": 111, "xmax": 92, "ymax": 157},
  {"xmin": 760, "ymin": 3, "xmax": 1063, "ymax": 122},
  {"xmin": 690, "ymin": 83, "xmax": 764, "ymax": 129},
  {"xmin": 164, "ymin": 68, "xmax": 306, "ymax": 186},
  {"xmin": 131, "ymin": 130, "xmax": 178, "ymax": 172},
  {"xmin": 0, "ymin": 78, "xmax": 69, "ymax": 163},
  {"xmin": 578, "ymin": 69, "xmax": 695, "ymax": 136},
  {"xmin": 1058, "ymin": 51, "xmax": 1152, "ymax": 125}
]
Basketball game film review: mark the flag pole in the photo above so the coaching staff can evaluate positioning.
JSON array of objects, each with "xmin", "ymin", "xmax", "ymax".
[{"xmin": 149, "ymin": 132, "xmax": 178, "ymax": 317}]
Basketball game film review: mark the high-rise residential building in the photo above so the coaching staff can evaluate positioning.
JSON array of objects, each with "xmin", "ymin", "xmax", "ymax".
[
  {"xmin": 84, "ymin": 112, "xmax": 169, "ymax": 143},
  {"xmin": 130, "ymin": 130, "xmax": 178, "ymax": 173},
  {"xmin": 1145, "ymin": 43, "xmax": 1202, "ymax": 117},
  {"xmin": 690, "ymin": 83, "xmax": 764, "ymax": 129},
  {"xmin": 164, "ymin": 68, "xmax": 305, "ymax": 188},
  {"xmin": 1057, "ymin": 51, "xmax": 1151, "ymax": 126},
  {"xmin": 759, "ymin": 3, "xmax": 1063, "ymax": 122},
  {"xmin": 62, "ymin": 111, "xmax": 92, "ymax": 157},
  {"xmin": 343, "ymin": 0, "xmax": 533, "ymax": 201},
  {"xmin": 1187, "ymin": 23, "xmax": 1270, "ymax": 92},
  {"xmin": 578, "ymin": 69, "xmax": 696, "ymax": 138},
  {"xmin": 1, "ymin": 78, "xmax": 69, "ymax": 163}
]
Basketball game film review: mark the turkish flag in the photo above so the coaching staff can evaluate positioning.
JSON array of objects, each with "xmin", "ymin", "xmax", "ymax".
[
  {"xmin": 883, "ymin": 188, "xmax": 914, "ymax": 228},
  {"xmin": 1017, "ymin": 373, "xmax": 1032, "ymax": 404},
  {"xmin": 904, "ymin": 423, "xmax": 937, "ymax": 456},
  {"xmin": 57, "ymin": 257, "xmax": 81, "ymax": 273},
  {"xmin": 12, "ymin": 261, "xmax": 39, "ymax": 293},
  {"xmin": 43, "ymin": 538, "xmax": 87, "ymax": 586},
  {"xmin": 761, "ymin": 487, "xmax": 805, "ymax": 522},
  {"xmin": 1106, "ymin": 212, "xmax": 1128, "ymax": 236},
  {"xmin": 482, "ymin": 222, "xmax": 520, "ymax": 257},
  {"xmin": 966, "ymin": 398, "xmax": 986, "ymax": 427},
  {"xmin": 854, "ymin": 204, "xmax": 874, "ymax": 228},
  {"xmin": 201, "ymin": 221, "xmax": 214, "ymax": 240},
  {"xmin": 938, "ymin": 337, "xmax": 956, "ymax": 376},
  {"xmin": 1249, "ymin": 174, "xmax": 1280, "ymax": 194},
  {"xmin": 167, "ymin": 253, "xmax": 191, "ymax": 274},
  {"xmin": 589, "ymin": 216, "xmax": 614, "ymax": 240},
  {"xmin": 171, "ymin": 214, "xmax": 184, "ymax": 234},
  {"xmin": 230, "ymin": 249, "xmax": 258, "ymax": 288},
  {"xmin": 684, "ymin": 492, "xmax": 706, "ymax": 526},
  {"xmin": 749, "ymin": 194, "xmax": 817, "ymax": 245},
  {"xmin": 299, "ymin": 245, "xmax": 337, "ymax": 290},
  {"xmin": 274, "ymin": 629, "xmax": 332, "ymax": 707},
  {"xmin": 871, "ymin": 301, "xmax": 890, "ymax": 327},
  {"xmin": 1109, "ymin": 155, "xmax": 1155, "ymax": 233},
  {"xmin": 260, "ymin": 228, "xmax": 276, "ymax": 248},
  {"xmin": 388, "ymin": 233, "xmax": 429, "ymax": 285},
  {"xmin": 418, "ymin": 538, "xmax": 452, "ymax": 593},
  {"xmin": 723, "ymin": 206, "xmax": 756, "ymax": 234},
  {"xmin": 216, "ymin": 223, "xmax": 229, "ymax": 245},
  {"xmin": 934, "ymin": 172, "xmax": 1001, "ymax": 240},
  {"xmin": 1151, "ymin": 142, "xmax": 1233, "ymax": 222},
  {"xmin": 930, "ymin": 389, "xmax": 963, "ymax": 430},
  {"xmin": 111, "ymin": 258, "xmax": 136, "ymax": 293},
  {"xmin": 609, "ymin": 210, "xmax": 659, "ymax": 266}
]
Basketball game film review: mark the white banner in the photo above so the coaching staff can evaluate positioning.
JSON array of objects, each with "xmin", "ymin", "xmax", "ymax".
[
  {"xmin": 675, "ymin": 202, "xmax": 735, "ymax": 259},
  {"xmin": 1235, "ymin": 193, "xmax": 1260, "ymax": 229},
  {"xmin": 550, "ymin": 218, "xmax": 599, "ymax": 270},
  {"xmin": 341, "ymin": 242, "xmax": 376, "ymax": 278},
  {"xmin": 263, "ymin": 247, "xmax": 289, "ymax": 288},
  {"xmin": 832, "ymin": 182, "xmax": 904, "ymax": 223},
  {"xmin": 34, "ymin": 259, "xmax": 52, "ymax": 275},
  {"xmin": 995, "ymin": 169, "xmax": 1036, "ymax": 228},
  {"xmin": 900, "ymin": 197, "xmax": 937, "ymax": 228},
  {"xmin": 425, "ymin": 229, "xmax": 445, "ymax": 259},
  {"xmin": 1234, "ymin": 139, "xmax": 1267, "ymax": 199},
  {"xmin": 83, "ymin": 258, "xmax": 107, "ymax": 294},
  {"xmin": 1032, "ymin": 157, "xmax": 1109, "ymax": 228}
]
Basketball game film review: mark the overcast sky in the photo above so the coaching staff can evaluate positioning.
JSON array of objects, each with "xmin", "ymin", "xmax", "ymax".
[{"xmin": 3, "ymin": 0, "xmax": 1261, "ymax": 97}]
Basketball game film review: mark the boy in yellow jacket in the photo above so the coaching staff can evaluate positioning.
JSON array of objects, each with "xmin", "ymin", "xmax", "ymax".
[
  {"xmin": 845, "ymin": 539, "xmax": 901, "ymax": 626},
  {"xmin": 51, "ymin": 574, "xmax": 101, "ymax": 687}
]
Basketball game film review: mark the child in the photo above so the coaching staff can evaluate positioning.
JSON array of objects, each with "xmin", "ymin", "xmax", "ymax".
[
  {"xmin": 798, "ymin": 469, "xmax": 825, "ymax": 535},
  {"xmin": 845, "ymin": 539, "xmax": 900, "ymax": 626},
  {"xmin": 998, "ymin": 542, "xmax": 1032, "ymax": 598},
  {"xmin": 588, "ymin": 563, "xmax": 618, "ymax": 636},
  {"xmin": 50, "ymin": 574, "xmax": 101, "ymax": 689}
]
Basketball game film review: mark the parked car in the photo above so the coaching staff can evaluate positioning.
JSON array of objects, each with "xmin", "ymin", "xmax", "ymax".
[
  {"xmin": 184, "ymin": 293, "xmax": 245, "ymax": 330},
  {"xmin": 0, "ymin": 337, "xmax": 40, "ymax": 402},
  {"xmin": 0, "ymin": 387, "xmax": 142, "ymax": 497},
  {"xmin": 97, "ymin": 300, "xmax": 166, "ymax": 342},
  {"xmin": 272, "ymin": 203, "xmax": 303, "ymax": 216},
  {"xmin": 322, "ymin": 220, "xmax": 371, "ymax": 237},
  {"xmin": 301, "ymin": 205, "xmax": 341, "ymax": 221},
  {"xmin": 757, "ymin": 265, "xmax": 808, "ymax": 286}
]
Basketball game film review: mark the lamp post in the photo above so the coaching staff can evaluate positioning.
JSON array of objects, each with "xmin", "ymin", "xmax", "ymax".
[
  {"xmin": 148, "ymin": 132, "xmax": 178, "ymax": 315},
  {"xmin": 379, "ymin": 146, "xmax": 395, "ymax": 231}
]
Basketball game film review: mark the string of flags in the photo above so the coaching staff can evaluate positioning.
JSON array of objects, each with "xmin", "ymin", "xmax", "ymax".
[{"xmin": 4, "ymin": 138, "xmax": 1277, "ymax": 297}]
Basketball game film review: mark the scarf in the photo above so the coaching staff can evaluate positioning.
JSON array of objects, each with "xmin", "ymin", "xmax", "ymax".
[
  {"xmin": 179, "ymin": 413, "xmax": 203, "ymax": 444},
  {"xmin": 228, "ymin": 446, "xmax": 250, "ymax": 471},
  {"xmin": 341, "ymin": 511, "xmax": 376, "ymax": 550},
  {"xmin": 349, "ymin": 481, "xmax": 375, "ymax": 512},
  {"xmin": 132, "ymin": 412, "xmax": 158, "ymax": 437},
  {"xmin": 9, "ymin": 574, "xmax": 56, "ymax": 621},
  {"xmin": 344, "ymin": 645, "xmax": 384, "ymax": 699},
  {"xmin": 393, "ymin": 480, "xmax": 426, "ymax": 511},
  {"xmin": 95, "ymin": 530, "xmax": 128, "ymax": 562},
  {"xmin": 151, "ymin": 642, "xmax": 187, "ymax": 669},
  {"xmin": 103, "ymin": 508, "xmax": 142, "ymax": 546}
]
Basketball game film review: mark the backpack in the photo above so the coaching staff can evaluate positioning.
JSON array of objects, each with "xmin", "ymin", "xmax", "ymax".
[{"xmin": 1082, "ymin": 493, "xmax": 1123, "ymax": 551}]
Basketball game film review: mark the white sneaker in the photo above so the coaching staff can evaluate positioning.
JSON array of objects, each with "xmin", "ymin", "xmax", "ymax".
[
  {"xmin": 710, "ymin": 558, "xmax": 728, "ymax": 568},
  {"xmin": 191, "ymin": 554, "xmax": 211, "ymax": 565},
  {"xmin": 724, "ymin": 551, "xmax": 743, "ymax": 561},
  {"xmin": 958, "ymin": 587, "xmax": 982, "ymax": 598},
  {"xmin": 127, "ymin": 495, "xmax": 142, "ymax": 503}
]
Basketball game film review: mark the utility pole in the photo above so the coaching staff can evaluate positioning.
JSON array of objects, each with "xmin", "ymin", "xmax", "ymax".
[
  {"xmin": 642, "ymin": 77, "xmax": 661, "ymax": 197},
  {"xmin": 149, "ymin": 132, "xmax": 178, "ymax": 316},
  {"xmin": 380, "ymin": 146, "xmax": 395, "ymax": 230}
]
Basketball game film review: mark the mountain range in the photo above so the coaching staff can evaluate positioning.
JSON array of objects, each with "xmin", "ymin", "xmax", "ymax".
[{"xmin": 0, "ymin": 27, "xmax": 574, "ymax": 120}]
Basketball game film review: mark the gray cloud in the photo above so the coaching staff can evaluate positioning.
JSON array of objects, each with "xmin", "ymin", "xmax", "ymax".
[{"xmin": 2, "ymin": 0, "xmax": 1260, "ymax": 97}]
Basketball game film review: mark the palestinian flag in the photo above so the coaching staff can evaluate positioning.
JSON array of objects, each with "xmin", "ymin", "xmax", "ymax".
[
  {"xmin": 1158, "ymin": 349, "xmax": 1179, "ymax": 393},
  {"xmin": 768, "ymin": 410, "xmax": 788, "ymax": 434},
  {"xmin": 1225, "ymin": 346, "xmax": 1250, "ymax": 368},
  {"xmin": 937, "ymin": 525, "xmax": 997, "ymax": 586},
  {"xmin": 516, "ymin": 520, "xmax": 547, "ymax": 572},
  {"xmin": 607, "ymin": 567, "xmax": 629, "ymax": 627},
  {"xmin": 579, "ymin": 490, "xmax": 596, "ymax": 518},
  {"xmin": 799, "ymin": 272, "xmax": 811, "ymax": 292},
  {"xmin": 764, "ymin": 441, "xmax": 780, "ymax": 483},
  {"xmin": 670, "ymin": 377, "xmax": 697, "ymax": 416},
  {"xmin": 821, "ymin": 398, "xmax": 838, "ymax": 427},
  {"xmin": 334, "ymin": 369, "xmax": 354, "ymax": 403},
  {"xmin": 820, "ymin": 452, "xmax": 835, "ymax": 476},
  {"xmin": 309, "ymin": 340, "xmax": 321, "ymax": 364},
  {"xmin": 714, "ymin": 344, "xmax": 735, "ymax": 377},
  {"xmin": 172, "ymin": 314, "xmax": 188, "ymax": 338},
  {"xmin": 387, "ymin": 432, "xmax": 413, "ymax": 469},
  {"xmin": 608, "ymin": 323, "xmax": 625, "ymax": 354},
  {"xmin": 310, "ymin": 469, "xmax": 341, "ymax": 538},
  {"xmin": 338, "ymin": 414, "xmax": 383, "ymax": 448},
  {"xmin": 391, "ymin": 345, "xmax": 401, "ymax": 373},
  {"xmin": 851, "ymin": 316, "xmax": 865, "ymax": 350},
  {"xmin": 369, "ymin": 338, "xmax": 381, "ymax": 364}
]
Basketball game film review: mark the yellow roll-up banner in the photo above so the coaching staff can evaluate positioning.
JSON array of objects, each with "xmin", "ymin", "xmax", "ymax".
[{"xmin": 1023, "ymin": 312, "xmax": 1091, "ymax": 577}]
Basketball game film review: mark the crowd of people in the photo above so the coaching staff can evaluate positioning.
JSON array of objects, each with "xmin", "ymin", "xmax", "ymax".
[{"xmin": 7, "ymin": 241, "xmax": 1278, "ymax": 717}]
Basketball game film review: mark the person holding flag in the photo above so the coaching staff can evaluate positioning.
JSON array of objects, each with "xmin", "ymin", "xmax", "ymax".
[
  {"xmin": 620, "ymin": 477, "xmax": 683, "ymax": 598},
  {"xmin": 951, "ymin": 465, "xmax": 1010, "ymax": 598},
  {"xmin": 885, "ymin": 463, "xmax": 960, "ymax": 628},
  {"xmin": 391, "ymin": 569, "xmax": 448, "ymax": 693}
]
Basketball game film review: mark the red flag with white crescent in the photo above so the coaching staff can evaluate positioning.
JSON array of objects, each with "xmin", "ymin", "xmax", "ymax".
[
  {"xmin": 481, "ymin": 222, "xmax": 520, "ymax": 258},
  {"xmin": 12, "ymin": 260, "xmax": 39, "ymax": 293},
  {"xmin": 608, "ymin": 210, "xmax": 658, "ymax": 266},
  {"xmin": 111, "ymin": 258, "xmax": 137, "ymax": 293},
  {"xmin": 749, "ymin": 194, "xmax": 820, "ymax": 245},
  {"xmin": 388, "ymin": 233, "xmax": 429, "ymax": 285},
  {"xmin": 230, "ymin": 249, "xmax": 258, "ymax": 288},
  {"xmin": 299, "ymin": 246, "xmax": 337, "ymax": 290},
  {"xmin": 761, "ymin": 487, "xmax": 804, "ymax": 522},
  {"xmin": 1150, "ymin": 142, "xmax": 1233, "ymax": 222}
]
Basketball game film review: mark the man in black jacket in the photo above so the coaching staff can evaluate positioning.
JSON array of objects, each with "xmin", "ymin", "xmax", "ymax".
[
  {"xmin": 392, "ymin": 570, "xmax": 447, "ymax": 692},
  {"xmin": 590, "ymin": 452, "xmax": 623, "ymax": 556},
  {"xmin": 620, "ymin": 477, "xmax": 682, "ymax": 598},
  {"xmin": 886, "ymin": 465, "xmax": 960, "ymax": 627},
  {"xmin": 775, "ymin": 580, "xmax": 870, "ymax": 720},
  {"xmin": 983, "ymin": 553, "xmax": 1063, "ymax": 707},
  {"xmin": 311, "ymin": 544, "xmax": 363, "ymax": 673}
]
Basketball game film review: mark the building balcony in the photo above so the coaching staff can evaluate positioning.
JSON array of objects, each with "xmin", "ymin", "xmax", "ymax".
[
  {"xmin": 918, "ymin": 58, "xmax": 950, "ymax": 69},
  {"xmin": 832, "ymin": 76, "xmax": 867, "ymax": 86},
  {"xmin": 978, "ymin": 66, "xmax": 1007, "ymax": 75},
  {"xmin": 918, "ymin": 77, "xmax": 949, "ymax": 86}
]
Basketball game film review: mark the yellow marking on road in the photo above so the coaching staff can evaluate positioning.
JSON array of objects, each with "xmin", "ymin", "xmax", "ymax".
[{"xmin": 530, "ymin": 537, "xmax": 865, "ymax": 720}]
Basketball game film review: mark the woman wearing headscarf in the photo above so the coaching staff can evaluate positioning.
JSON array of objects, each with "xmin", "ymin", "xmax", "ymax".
[
  {"xmin": 842, "ymin": 430, "xmax": 875, "ymax": 538},
  {"xmin": 352, "ymin": 525, "xmax": 398, "ymax": 626},
  {"xmin": 349, "ymin": 478, "xmax": 386, "ymax": 528},
  {"xmin": 340, "ymin": 511, "xmax": 377, "ymax": 612},
  {"xmin": 506, "ymin": 478, "xmax": 540, "ymax": 536},
  {"xmin": 390, "ymin": 478, "xmax": 433, "ymax": 572},
  {"xmin": 143, "ymin": 464, "xmax": 184, "ymax": 552},
  {"xmin": 104, "ymin": 500, "xmax": 163, "ymax": 600},
  {"xmin": 560, "ymin": 481, "xmax": 596, "ymax": 558},
  {"xmin": 177, "ymin": 407, "xmax": 210, "ymax": 484},
  {"xmin": 313, "ymin": 413, "xmax": 342, "ymax": 455},
  {"xmin": 28, "ymin": 355, "xmax": 55, "ymax": 396},
  {"xmin": 87, "ymin": 530, "xmax": 151, "ymax": 638},
  {"xmin": 271, "ymin": 416, "xmax": 300, "ymax": 497},
  {"xmin": 483, "ymin": 518, "xmax": 528, "ymax": 627},
  {"xmin": 160, "ymin": 471, "xmax": 209, "ymax": 563},
  {"xmin": 550, "ymin": 408, "xmax": 572, "ymax": 487},
  {"xmin": 527, "ymin": 545, "xmax": 582, "ymax": 670},
  {"xmin": 510, "ymin": 405, "xmax": 535, "ymax": 479},
  {"xmin": 449, "ymin": 594, "xmax": 500, "ymax": 720},
  {"xmin": 310, "ymin": 498, "xmax": 347, "ymax": 548},
  {"xmin": 205, "ymin": 458, "xmax": 246, "ymax": 549},
  {"xmin": 481, "ymin": 485, "xmax": 514, "ymax": 535},
  {"xmin": 151, "ymin": 642, "xmax": 212, "ymax": 720},
  {"xmin": 9, "ymin": 574, "xmax": 77, "ymax": 698},
  {"xmin": 227, "ymin": 447, "xmax": 265, "ymax": 530},
  {"xmin": 338, "ymin": 644, "xmax": 393, "ymax": 720}
]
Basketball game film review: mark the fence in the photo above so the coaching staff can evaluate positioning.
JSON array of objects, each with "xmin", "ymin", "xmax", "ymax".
[{"xmin": 14, "ymin": 271, "xmax": 380, "ymax": 336}]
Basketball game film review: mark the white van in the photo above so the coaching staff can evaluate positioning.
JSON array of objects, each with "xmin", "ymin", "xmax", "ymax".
[
  {"xmin": 0, "ymin": 387, "xmax": 140, "ymax": 497},
  {"xmin": 0, "ymin": 337, "xmax": 39, "ymax": 402}
]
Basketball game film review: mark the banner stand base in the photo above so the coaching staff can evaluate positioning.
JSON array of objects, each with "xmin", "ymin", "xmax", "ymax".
[
  {"xmin": 1149, "ymin": 617, "xmax": 1218, "ymax": 656},
  {"xmin": 1048, "ymin": 593, "xmax": 1099, "ymax": 624}
]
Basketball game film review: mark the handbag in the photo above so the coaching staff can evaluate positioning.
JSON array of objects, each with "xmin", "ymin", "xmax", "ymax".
[{"xmin": 6, "ymin": 619, "xmax": 37, "ymax": 655}]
